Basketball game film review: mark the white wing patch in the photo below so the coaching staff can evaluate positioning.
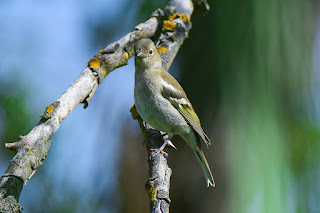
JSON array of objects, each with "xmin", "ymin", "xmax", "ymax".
[
  {"xmin": 160, "ymin": 77, "xmax": 211, "ymax": 146},
  {"xmin": 162, "ymin": 80, "xmax": 191, "ymax": 107},
  {"xmin": 170, "ymin": 97, "xmax": 188, "ymax": 105},
  {"xmin": 162, "ymin": 80, "xmax": 177, "ymax": 93}
]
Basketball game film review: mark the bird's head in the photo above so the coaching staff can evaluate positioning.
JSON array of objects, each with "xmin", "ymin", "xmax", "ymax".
[{"xmin": 134, "ymin": 39, "xmax": 162, "ymax": 68}]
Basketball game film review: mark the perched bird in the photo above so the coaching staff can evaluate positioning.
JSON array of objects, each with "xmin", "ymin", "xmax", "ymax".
[{"xmin": 134, "ymin": 38, "xmax": 215, "ymax": 187}]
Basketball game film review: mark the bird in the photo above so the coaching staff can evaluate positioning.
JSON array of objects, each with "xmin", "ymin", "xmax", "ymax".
[{"xmin": 134, "ymin": 38, "xmax": 215, "ymax": 187}]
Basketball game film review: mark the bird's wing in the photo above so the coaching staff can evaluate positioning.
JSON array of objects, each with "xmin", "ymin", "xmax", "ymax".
[{"xmin": 160, "ymin": 72, "xmax": 211, "ymax": 146}]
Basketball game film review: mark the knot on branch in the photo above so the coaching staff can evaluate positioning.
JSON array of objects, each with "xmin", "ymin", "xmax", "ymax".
[
  {"xmin": 4, "ymin": 140, "xmax": 51, "ymax": 184},
  {"xmin": 5, "ymin": 136, "xmax": 30, "ymax": 152}
]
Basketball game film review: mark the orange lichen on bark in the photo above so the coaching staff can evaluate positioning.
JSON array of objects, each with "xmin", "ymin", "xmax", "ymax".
[
  {"xmin": 42, "ymin": 104, "xmax": 54, "ymax": 118},
  {"xmin": 122, "ymin": 52, "xmax": 129, "ymax": 60},
  {"xmin": 168, "ymin": 14, "xmax": 176, "ymax": 21},
  {"xmin": 145, "ymin": 180, "xmax": 157, "ymax": 202},
  {"xmin": 163, "ymin": 20, "xmax": 176, "ymax": 31},
  {"xmin": 130, "ymin": 105, "xmax": 139, "ymax": 120},
  {"xmin": 178, "ymin": 13, "xmax": 190, "ymax": 22},
  {"xmin": 157, "ymin": 46, "xmax": 169, "ymax": 54},
  {"xmin": 139, "ymin": 31, "xmax": 147, "ymax": 38},
  {"xmin": 88, "ymin": 58, "xmax": 101, "ymax": 69},
  {"xmin": 168, "ymin": 13, "xmax": 190, "ymax": 23},
  {"xmin": 46, "ymin": 105, "xmax": 54, "ymax": 113},
  {"xmin": 28, "ymin": 148, "xmax": 36, "ymax": 154}
]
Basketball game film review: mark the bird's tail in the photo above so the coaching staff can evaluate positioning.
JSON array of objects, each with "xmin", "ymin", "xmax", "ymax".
[{"xmin": 194, "ymin": 149, "xmax": 215, "ymax": 187}]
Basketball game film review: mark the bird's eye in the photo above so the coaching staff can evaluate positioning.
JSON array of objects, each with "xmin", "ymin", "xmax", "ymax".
[{"xmin": 149, "ymin": 49, "xmax": 153, "ymax": 54}]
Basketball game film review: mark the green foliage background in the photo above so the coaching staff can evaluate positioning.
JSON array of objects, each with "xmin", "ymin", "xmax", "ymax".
[{"xmin": 119, "ymin": 0, "xmax": 320, "ymax": 212}]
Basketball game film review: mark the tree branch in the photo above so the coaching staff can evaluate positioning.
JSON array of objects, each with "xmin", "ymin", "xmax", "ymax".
[
  {"xmin": 0, "ymin": 9, "xmax": 160, "ymax": 213},
  {"xmin": 131, "ymin": 106, "xmax": 173, "ymax": 213},
  {"xmin": 130, "ymin": 0, "xmax": 211, "ymax": 212},
  {"xmin": 0, "ymin": 0, "xmax": 209, "ymax": 212}
]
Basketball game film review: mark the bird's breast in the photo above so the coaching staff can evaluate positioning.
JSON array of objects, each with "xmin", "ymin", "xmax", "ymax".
[{"xmin": 134, "ymin": 72, "xmax": 190, "ymax": 135}]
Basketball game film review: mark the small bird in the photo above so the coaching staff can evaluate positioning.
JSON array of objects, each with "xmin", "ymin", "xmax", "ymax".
[{"xmin": 134, "ymin": 38, "xmax": 215, "ymax": 187}]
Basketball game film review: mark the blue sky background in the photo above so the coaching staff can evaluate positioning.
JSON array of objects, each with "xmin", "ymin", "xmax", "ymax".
[{"xmin": 0, "ymin": 1, "xmax": 140, "ymax": 212}]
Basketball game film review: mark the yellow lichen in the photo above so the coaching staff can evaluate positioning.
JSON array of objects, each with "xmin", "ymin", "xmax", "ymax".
[
  {"xmin": 99, "ymin": 49, "xmax": 104, "ymax": 53},
  {"xmin": 46, "ymin": 104, "xmax": 54, "ymax": 113},
  {"xmin": 157, "ymin": 46, "xmax": 169, "ymax": 54},
  {"xmin": 102, "ymin": 70, "xmax": 107, "ymax": 76},
  {"xmin": 168, "ymin": 14, "xmax": 176, "ymax": 21},
  {"xmin": 163, "ymin": 20, "xmax": 176, "ymax": 31},
  {"xmin": 178, "ymin": 13, "xmax": 190, "ymax": 22},
  {"xmin": 143, "ymin": 31, "xmax": 147, "ymax": 35},
  {"xmin": 122, "ymin": 52, "xmax": 129, "ymax": 60},
  {"xmin": 88, "ymin": 58, "xmax": 101, "ymax": 69},
  {"xmin": 146, "ymin": 180, "xmax": 156, "ymax": 201},
  {"xmin": 168, "ymin": 13, "xmax": 190, "ymax": 23},
  {"xmin": 130, "ymin": 105, "xmax": 139, "ymax": 120},
  {"xmin": 136, "ymin": 36, "xmax": 140, "ymax": 40}
]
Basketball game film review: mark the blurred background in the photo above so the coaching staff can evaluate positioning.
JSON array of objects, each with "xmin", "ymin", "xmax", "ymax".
[{"xmin": 1, "ymin": 0, "xmax": 320, "ymax": 212}]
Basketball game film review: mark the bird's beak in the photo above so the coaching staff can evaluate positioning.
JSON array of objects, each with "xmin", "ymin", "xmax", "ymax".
[{"xmin": 136, "ymin": 52, "xmax": 146, "ymax": 58}]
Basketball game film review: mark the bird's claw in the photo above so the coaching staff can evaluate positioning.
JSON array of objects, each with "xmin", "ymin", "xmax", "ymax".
[
  {"xmin": 150, "ymin": 148, "xmax": 168, "ymax": 157},
  {"xmin": 148, "ymin": 133, "xmax": 175, "ymax": 157}
]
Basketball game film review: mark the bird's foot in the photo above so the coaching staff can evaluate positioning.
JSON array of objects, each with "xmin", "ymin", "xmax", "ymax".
[
  {"xmin": 150, "ymin": 148, "xmax": 168, "ymax": 157},
  {"xmin": 150, "ymin": 139, "xmax": 171, "ymax": 157},
  {"xmin": 149, "ymin": 132, "xmax": 176, "ymax": 157}
]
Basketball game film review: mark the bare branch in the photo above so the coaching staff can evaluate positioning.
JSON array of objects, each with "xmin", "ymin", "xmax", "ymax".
[
  {"xmin": 130, "ymin": 0, "xmax": 211, "ymax": 212},
  {"xmin": 131, "ymin": 106, "xmax": 172, "ymax": 213},
  {"xmin": 0, "ymin": 7, "xmax": 162, "ymax": 212},
  {"xmin": 0, "ymin": 0, "xmax": 209, "ymax": 212}
]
